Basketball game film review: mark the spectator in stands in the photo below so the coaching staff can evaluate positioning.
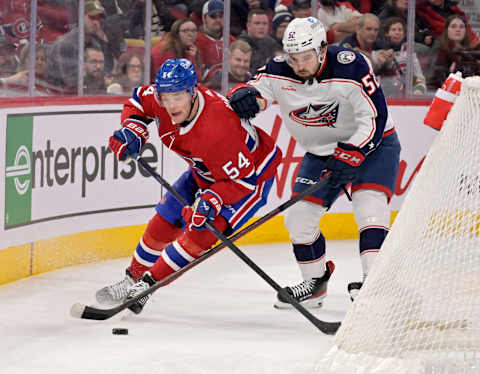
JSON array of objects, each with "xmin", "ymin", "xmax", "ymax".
[
  {"xmin": 238, "ymin": 9, "xmax": 281, "ymax": 73},
  {"xmin": 0, "ymin": 35, "xmax": 19, "ymax": 78},
  {"xmin": 231, "ymin": 0, "xmax": 272, "ymax": 37},
  {"xmin": 350, "ymin": 0, "xmax": 384, "ymax": 14},
  {"xmin": 203, "ymin": 40, "xmax": 253, "ymax": 91},
  {"xmin": 0, "ymin": 43, "xmax": 62, "ymax": 95},
  {"xmin": 196, "ymin": 0, "xmax": 236, "ymax": 70},
  {"xmin": 378, "ymin": 0, "xmax": 408, "ymax": 21},
  {"xmin": 427, "ymin": 14, "xmax": 480, "ymax": 90},
  {"xmin": 100, "ymin": 0, "xmax": 131, "ymax": 16},
  {"xmin": 416, "ymin": 0, "xmax": 479, "ymax": 48},
  {"xmin": 83, "ymin": 46, "xmax": 107, "ymax": 95},
  {"xmin": 151, "ymin": 18, "xmax": 204, "ymax": 80},
  {"xmin": 47, "ymin": 0, "xmax": 118, "ymax": 93},
  {"xmin": 107, "ymin": 51, "xmax": 144, "ymax": 94},
  {"xmin": 380, "ymin": 17, "xmax": 427, "ymax": 97},
  {"xmin": 378, "ymin": 0, "xmax": 434, "ymax": 47},
  {"xmin": 340, "ymin": 13, "xmax": 394, "ymax": 76},
  {"xmin": 96, "ymin": 0, "xmax": 130, "ymax": 57},
  {"xmin": 127, "ymin": 0, "xmax": 177, "ymax": 38},
  {"xmin": 291, "ymin": 0, "xmax": 313, "ymax": 18},
  {"xmin": 271, "ymin": 8, "xmax": 293, "ymax": 46},
  {"xmin": 69, "ymin": 0, "xmax": 127, "ymax": 64},
  {"xmin": 317, "ymin": 0, "xmax": 361, "ymax": 44},
  {"xmin": 289, "ymin": 0, "xmax": 312, "ymax": 18}
]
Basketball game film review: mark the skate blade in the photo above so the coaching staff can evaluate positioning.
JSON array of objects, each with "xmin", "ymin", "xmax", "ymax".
[{"xmin": 273, "ymin": 298, "xmax": 324, "ymax": 310}]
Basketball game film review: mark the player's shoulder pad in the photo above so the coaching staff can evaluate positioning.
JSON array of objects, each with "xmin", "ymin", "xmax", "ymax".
[
  {"xmin": 256, "ymin": 54, "xmax": 298, "ymax": 81},
  {"xmin": 135, "ymin": 84, "xmax": 156, "ymax": 96},
  {"xmin": 326, "ymin": 45, "xmax": 370, "ymax": 83},
  {"xmin": 131, "ymin": 84, "xmax": 157, "ymax": 105}
]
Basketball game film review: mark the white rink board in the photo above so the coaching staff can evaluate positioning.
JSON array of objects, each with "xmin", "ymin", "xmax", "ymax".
[{"xmin": 0, "ymin": 102, "xmax": 435, "ymax": 249}]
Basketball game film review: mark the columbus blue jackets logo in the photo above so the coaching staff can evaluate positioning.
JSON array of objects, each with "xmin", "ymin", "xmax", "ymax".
[
  {"xmin": 289, "ymin": 102, "xmax": 339, "ymax": 127},
  {"xmin": 337, "ymin": 51, "xmax": 356, "ymax": 64}
]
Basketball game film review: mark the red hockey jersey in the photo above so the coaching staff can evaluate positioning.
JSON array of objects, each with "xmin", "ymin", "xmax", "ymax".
[{"xmin": 121, "ymin": 84, "xmax": 281, "ymax": 204}]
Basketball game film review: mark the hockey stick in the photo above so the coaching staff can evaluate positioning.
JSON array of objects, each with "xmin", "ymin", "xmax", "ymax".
[
  {"xmin": 70, "ymin": 168, "xmax": 331, "ymax": 321},
  {"xmin": 139, "ymin": 158, "xmax": 339, "ymax": 334},
  {"xmin": 71, "ymin": 158, "xmax": 341, "ymax": 334}
]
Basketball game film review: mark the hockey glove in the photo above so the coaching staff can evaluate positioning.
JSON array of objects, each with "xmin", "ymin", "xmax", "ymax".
[
  {"xmin": 227, "ymin": 84, "xmax": 261, "ymax": 119},
  {"xmin": 181, "ymin": 190, "xmax": 223, "ymax": 230},
  {"xmin": 109, "ymin": 118, "xmax": 149, "ymax": 161},
  {"xmin": 325, "ymin": 143, "xmax": 365, "ymax": 188}
]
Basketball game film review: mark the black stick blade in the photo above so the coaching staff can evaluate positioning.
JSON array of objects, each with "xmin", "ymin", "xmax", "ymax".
[
  {"xmin": 70, "ymin": 302, "xmax": 122, "ymax": 320},
  {"xmin": 318, "ymin": 321, "xmax": 341, "ymax": 335}
]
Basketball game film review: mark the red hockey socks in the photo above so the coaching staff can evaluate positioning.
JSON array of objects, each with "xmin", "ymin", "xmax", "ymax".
[
  {"xmin": 129, "ymin": 214, "xmax": 183, "ymax": 280},
  {"xmin": 149, "ymin": 217, "xmax": 228, "ymax": 282}
]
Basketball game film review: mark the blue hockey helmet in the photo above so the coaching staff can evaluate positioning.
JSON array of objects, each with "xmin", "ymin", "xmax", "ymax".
[{"xmin": 154, "ymin": 58, "xmax": 197, "ymax": 97}]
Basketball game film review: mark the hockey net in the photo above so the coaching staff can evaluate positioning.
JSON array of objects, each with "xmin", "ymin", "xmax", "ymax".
[{"xmin": 316, "ymin": 76, "xmax": 480, "ymax": 374}]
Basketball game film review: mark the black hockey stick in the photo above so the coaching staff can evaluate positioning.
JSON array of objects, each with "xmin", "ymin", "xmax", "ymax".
[
  {"xmin": 71, "ymin": 158, "xmax": 340, "ymax": 334},
  {"xmin": 70, "ymin": 169, "xmax": 331, "ymax": 321},
  {"xmin": 139, "ymin": 158, "xmax": 340, "ymax": 334}
]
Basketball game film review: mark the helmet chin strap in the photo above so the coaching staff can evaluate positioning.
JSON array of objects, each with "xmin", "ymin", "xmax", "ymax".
[
  {"xmin": 181, "ymin": 92, "xmax": 198, "ymax": 126},
  {"xmin": 317, "ymin": 44, "xmax": 328, "ymax": 66}
]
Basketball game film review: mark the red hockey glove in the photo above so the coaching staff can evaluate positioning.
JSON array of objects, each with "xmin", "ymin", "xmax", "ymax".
[
  {"xmin": 109, "ymin": 118, "xmax": 149, "ymax": 161},
  {"xmin": 325, "ymin": 143, "xmax": 365, "ymax": 188},
  {"xmin": 181, "ymin": 190, "xmax": 223, "ymax": 230}
]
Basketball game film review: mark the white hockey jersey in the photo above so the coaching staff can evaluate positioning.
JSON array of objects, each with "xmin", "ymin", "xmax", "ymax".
[{"xmin": 248, "ymin": 45, "xmax": 394, "ymax": 156}]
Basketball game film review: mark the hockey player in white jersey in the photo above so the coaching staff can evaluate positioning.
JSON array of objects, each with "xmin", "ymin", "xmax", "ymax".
[{"xmin": 228, "ymin": 17, "xmax": 401, "ymax": 308}]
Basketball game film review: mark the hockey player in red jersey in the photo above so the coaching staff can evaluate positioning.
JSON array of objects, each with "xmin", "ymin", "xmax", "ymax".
[{"xmin": 97, "ymin": 58, "xmax": 281, "ymax": 314}]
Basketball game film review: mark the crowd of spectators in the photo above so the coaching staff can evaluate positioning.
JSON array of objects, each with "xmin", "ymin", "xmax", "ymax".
[{"xmin": 0, "ymin": 0, "xmax": 479, "ymax": 97}]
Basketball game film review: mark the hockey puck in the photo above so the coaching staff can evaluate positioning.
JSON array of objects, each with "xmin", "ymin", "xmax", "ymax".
[{"xmin": 112, "ymin": 328, "xmax": 128, "ymax": 335}]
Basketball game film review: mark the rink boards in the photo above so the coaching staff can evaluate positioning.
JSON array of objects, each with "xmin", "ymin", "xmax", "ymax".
[{"xmin": 0, "ymin": 97, "xmax": 434, "ymax": 284}]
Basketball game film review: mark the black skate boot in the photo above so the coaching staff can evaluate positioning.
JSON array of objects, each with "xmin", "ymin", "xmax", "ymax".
[
  {"xmin": 274, "ymin": 261, "xmax": 335, "ymax": 309},
  {"xmin": 95, "ymin": 268, "xmax": 134, "ymax": 304},
  {"xmin": 347, "ymin": 282, "xmax": 363, "ymax": 302},
  {"xmin": 126, "ymin": 272, "xmax": 157, "ymax": 314}
]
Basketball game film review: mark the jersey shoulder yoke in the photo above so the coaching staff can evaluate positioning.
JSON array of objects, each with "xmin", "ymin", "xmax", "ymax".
[{"xmin": 326, "ymin": 45, "xmax": 370, "ymax": 82}]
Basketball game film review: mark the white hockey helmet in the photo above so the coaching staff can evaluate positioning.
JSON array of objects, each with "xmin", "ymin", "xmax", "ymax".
[{"xmin": 282, "ymin": 17, "xmax": 327, "ymax": 60}]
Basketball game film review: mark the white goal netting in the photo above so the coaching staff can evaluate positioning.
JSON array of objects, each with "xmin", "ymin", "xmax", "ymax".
[{"xmin": 316, "ymin": 76, "xmax": 480, "ymax": 374}]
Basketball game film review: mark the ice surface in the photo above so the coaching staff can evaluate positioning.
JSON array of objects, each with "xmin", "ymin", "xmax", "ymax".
[{"xmin": 0, "ymin": 240, "xmax": 360, "ymax": 374}]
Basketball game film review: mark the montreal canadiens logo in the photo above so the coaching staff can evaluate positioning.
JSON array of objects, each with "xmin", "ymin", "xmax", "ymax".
[
  {"xmin": 337, "ymin": 51, "xmax": 356, "ymax": 64},
  {"xmin": 289, "ymin": 102, "xmax": 339, "ymax": 127},
  {"xmin": 181, "ymin": 155, "xmax": 212, "ymax": 180},
  {"xmin": 12, "ymin": 18, "xmax": 29, "ymax": 38}
]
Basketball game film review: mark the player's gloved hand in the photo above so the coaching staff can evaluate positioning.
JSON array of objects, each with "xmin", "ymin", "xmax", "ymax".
[
  {"xmin": 227, "ymin": 84, "xmax": 261, "ymax": 119},
  {"xmin": 109, "ymin": 118, "xmax": 149, "ymax": 161},
  {"xmin": 181, "ymin": 190, "xmax": 223, "ymax": 230},
  {"xmin": 325, "ymin": 142, "xmax": 365, "ymax": 188}
]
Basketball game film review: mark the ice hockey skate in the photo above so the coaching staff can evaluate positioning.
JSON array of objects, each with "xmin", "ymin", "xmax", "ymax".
[
  {"xmin": 95, "ymin": 268, "xmax": 134, "ymax": 304},
  {"xmin": 347, "ymin": 281, "xmax": 363, "ymax": 302},
  {"xmin": 126, "ymin": 272, "xmax": 156, "ymax": 314},
  {"xmin": 274, "ymin": 261, "xmax": 335, "ymax": 309}
]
